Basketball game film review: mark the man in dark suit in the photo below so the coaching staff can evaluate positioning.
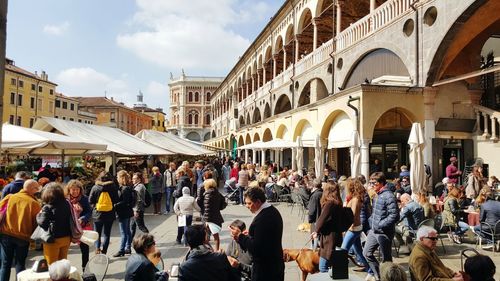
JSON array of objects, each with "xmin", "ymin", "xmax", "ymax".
[{"xmin": 229, "ymin": 187, "xmax": 284, "ymax": 281}]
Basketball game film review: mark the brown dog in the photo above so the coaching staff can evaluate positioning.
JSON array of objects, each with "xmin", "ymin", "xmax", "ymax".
[{"xmin": 283, "ymin": 248, "xmax": 320, "ymax": 281}]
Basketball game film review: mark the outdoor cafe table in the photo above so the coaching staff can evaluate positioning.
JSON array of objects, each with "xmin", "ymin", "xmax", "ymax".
[{"xmin": 464, "ymin": 209, "xmax": 480, "ymax": 226}]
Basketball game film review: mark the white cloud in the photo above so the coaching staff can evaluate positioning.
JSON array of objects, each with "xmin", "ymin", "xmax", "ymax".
[
  {"xmin": 55, "ymin": 67, "xmax": 169, "ymax": 113},
  {"xmin": 43, "ymin": 21, "xmax": 70, "ymax": 36},
  {"xmin": 116, "ymin": 0, "xmax": 273, "ymax": 73}
]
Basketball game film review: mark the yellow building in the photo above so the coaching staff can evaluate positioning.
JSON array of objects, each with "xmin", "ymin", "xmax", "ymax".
[{"xmin": 3, "ymin": 58, "xmax": 56, "ymax": 127}]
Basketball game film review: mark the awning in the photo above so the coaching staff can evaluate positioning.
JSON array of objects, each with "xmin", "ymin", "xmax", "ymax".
[
  {"xmin": 1, "ymin": 123, "xmax": 107, "ymax": 155},
  {"xmin": 300, "ymin": 123, "xmax": 316, "ymax": 147},
  {"xmin": 327, "ymin": 113, "xmax": 354, "ymax": 149},
  {"xmin": 432, "ymin": 64, "xmax": 500, "ymax": 87},
  {"xmin": 136, "ymin": 130, "xmax": 214, "ymax": 155},
  {"xmin": 238, "ymin": 139, "xmax": 296, "ymax": 150},
  {"xmin": 32, "ymin": 117, "xmax": 173, "ymax": 156}
]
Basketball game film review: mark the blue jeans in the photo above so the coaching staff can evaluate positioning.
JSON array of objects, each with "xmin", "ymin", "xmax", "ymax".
[
  {"xmin": 165, "ymin": 186, "xmax": 175, "ymax": 212},
  {"xmin": 319, "ymin": 257, "xmax": 329, "ymax": 272},
  {"xmin": 455, "ymin": 221, "xmax": 469, "ymax": 235},
  {"xmin": 238, "ymin": 185, "xmax": 246, "ymax": 204},
  {"xmin": 363, "ymin": 230, "xmax": 393, "ymax": 280},
  {"xmin": 342, "ymin": 230, "xmax": 369, "ymax": 269},
  {"xmin": 118, "ymin": 217, "xmax": 132, "ymax": 252},
  {"xmin": 94, "ymin": 220, "xmax": 113, "ymax": 253},
  {"xmin": 0, "ymin": 234, "xmax": 30, "ymax": 281}
]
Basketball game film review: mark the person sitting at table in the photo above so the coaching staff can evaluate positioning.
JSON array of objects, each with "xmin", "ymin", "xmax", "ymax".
[
  {"xmin": 48, "ymin": 259, "xmax": 77, "ymax": 281},
  {"xmin": 125, "ymin": 234, "xmax": 169, "ymax": 281},
  {"xmin": 417, "ymin": 192, "xmax": 435, "ymax": 220},
  {"xmin": 473, "ymin": 187, "xmax": 500, "ymax": 247},
  {"xmin": 395, "ymin": 193, "xmax": 424, "ymax": 248},
  {"xmin": 380, "ymin": 262, "xmax": 407, "ymax": 281},
  {"xmin": 442, "ymin": 185, "xmax": 469, "ymax": 244}
]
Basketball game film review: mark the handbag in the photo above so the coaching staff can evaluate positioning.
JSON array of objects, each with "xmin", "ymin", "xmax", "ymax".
[
  {"xmin": 67, "ymin": 199, "xmax": 83, "ymax": 243},
  {"xmin": 31, "ymin": 224, "xmax": 54, "ymax": 243}
]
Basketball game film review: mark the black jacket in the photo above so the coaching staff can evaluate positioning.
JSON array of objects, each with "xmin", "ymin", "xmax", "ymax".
[
  {"xmin": 175, "ymin": 176, "xmax": 192, "ymax": 198},
  {"xmin": 115, "ymin": 185, "xmax": 135, "ymax": 220},
  {"xmin": 237, "ymin": 205, "xmax": 284, "ymax": 281},
  {"xmin": 89, "ymin": 181, "xmax": 119, "ymax": 222},
  {"xmin": 36, "ymin": 199, "xmax": 72, "ymax": 239},
  {"xmin": 203, "ymin": 188, "xmax": 225, "ymax": 226},
  {"xmin": 125, "ymin": 253, "xmax": 168, "ymax": 281},
  {"xmin": 179, "ymin": 245, "xmax": 236, "ymax": 281},
  {"xmin": 307, "ymin": 188, "xmax": 323, "ymax": 223}
]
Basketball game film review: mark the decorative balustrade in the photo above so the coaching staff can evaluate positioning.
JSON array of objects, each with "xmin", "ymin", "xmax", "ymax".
[
  {"xmin": 474, "ymin": 105, "xmax": 500, "ymax": 141},
  {"xmin": 336, "ymin": 0, "xmax": 413, "ymax": 52}
]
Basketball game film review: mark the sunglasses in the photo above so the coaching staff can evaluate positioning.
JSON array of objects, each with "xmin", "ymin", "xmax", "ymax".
[
  {"xmin": 369, "ymin": 181, "xmax": 377, "ymax": 186},
  {"xmin": 424, "ymin": 237, "xmax": 439, "ymax": 241}
]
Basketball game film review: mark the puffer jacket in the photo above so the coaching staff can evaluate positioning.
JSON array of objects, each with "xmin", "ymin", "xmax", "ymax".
[
  {"xmin": 174, "ymin": 193, "xmax": 201, "ymax": 216},
  {"xmin": 89, "ymin": 181, "xmax": 119, "ymax": 222},
  {"xmin": 36, "ymin": 199, "xmax": 72, "ymax": 239},
  {"xmin": 179, "ymin": 245, "xmax": 236, "ymax": 281},
  {"xmin": 203, "ymin": 188, "xmax": 224, "ymax": 226},
  {"xmin": 360, "ymin": 192, "xmax": 372, "ymax": 232},
  {"xmin": 370, "ymin": 188, "xmax": 399, "ymax": 236}
]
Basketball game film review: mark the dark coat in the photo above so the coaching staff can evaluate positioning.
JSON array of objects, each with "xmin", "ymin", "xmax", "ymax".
[
  {"xmin": 480, "ymin": 199, "xmax": 500, "ymax": 227},
  {"xmin": 125, "ymin": 253, "xmax": 167, "ymax": 281},
  {"xmin": 115, "ymin": 185, "xmax": 135, "ymax": 220},
  {"xmin": 315, "ymin": 201, "xmax": 342, "ymax": 260},
  {"xmin": 1, "ymin": 179, "xmax": 24, "ymax": 198},
  {"xmin": 89, "ymin": 181, "xmax": 119, "ymax": 222},
  {"xmin": 238, "ymin": 205, "xmax": 284, "ymax": 281},
  {"xmin": 179, "ymin": 245, "xmax": 236, "ymax": 281},
  {"xmin": 76, "ymin": 195, "xmax": 92, "ymax": 226},
  {"xmin": 371, "ymin": 188, "xmax": 399, "ymax": 236},
  {"xmin": 203, "ymin": 188, "xmax": 224, "ymax": 226},
  {"xmin": 36, "ymin": 199, "xmax": 72, "ymax": 239},
  {"xmin": 175, "ymin": 175, "xmax": 192, "ymax": 198},
  {"xmin": 307, "ymin": 188, "xmax": 323, "ymax": 223}
]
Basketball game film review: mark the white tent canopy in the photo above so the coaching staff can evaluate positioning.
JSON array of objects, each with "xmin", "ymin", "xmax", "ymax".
[
  {"xmin": 136, "ymin": 130, "xmax": 213, "ymax": 156},
  {"xmin": 238, "ymin": 139, "xmax": 297, "ymax": 150},
  {"xmin": 32, "ymin": 117, "xmax": 172, "ymax": 156},
  {"xmin": 1, "ymin": 123, "xmax": 107, "ymax": 155},
  {"xmin": 238, "ymin": 141, "xmax": 264, "ymax": 150}
]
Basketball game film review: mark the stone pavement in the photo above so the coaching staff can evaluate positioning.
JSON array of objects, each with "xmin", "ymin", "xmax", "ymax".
[{"xmin": 13, "ymin": 197, "xmax": 500, "ymax": 281}]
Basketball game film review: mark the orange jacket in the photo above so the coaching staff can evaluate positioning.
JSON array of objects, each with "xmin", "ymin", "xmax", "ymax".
[{"xmin": 0, "ymin": 189, "xmax": 41, "ymax": 241}]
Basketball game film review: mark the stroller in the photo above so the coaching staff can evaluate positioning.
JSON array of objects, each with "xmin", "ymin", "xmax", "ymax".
[{"xmin": 224, "ymin": 178, "xmax": 239, "ymax": 203}]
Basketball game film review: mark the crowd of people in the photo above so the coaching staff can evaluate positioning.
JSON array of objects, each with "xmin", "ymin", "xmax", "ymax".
[{"xmin": 0, "ymin": 155, "xmax": 499, "ymax": 281}]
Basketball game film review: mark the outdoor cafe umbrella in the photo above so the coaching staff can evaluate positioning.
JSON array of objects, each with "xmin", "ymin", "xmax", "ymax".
[
  {"xmin": 350, "ymin": 130, "xmax": 361, "ymax": 177},
  {"xmin": 408, "ymin": 122, "xmax": 426, "ymax": 195},
  {"xmin": 314, "ymin": 135, "xmax": 323, "ymax": 177}
]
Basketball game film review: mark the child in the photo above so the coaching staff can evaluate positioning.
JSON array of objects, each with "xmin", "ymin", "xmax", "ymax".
[{"xmin": 173, "ymin": 187, "xmax": 200, "ymax": 245}]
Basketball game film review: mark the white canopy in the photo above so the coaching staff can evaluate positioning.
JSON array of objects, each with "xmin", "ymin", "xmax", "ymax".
[
  {"xmin": 1, "ymin": 123, "xmax": 107, "ymax": 155},
  {"xmin": 238, "ymin": 139, "xmax": 296, "ymax": 150},
  {"xmin": 238, "ymin": 141, "xmax": 264, "ymax": 150},
  {"xmin": 32, "ymin": 117, "xmax": 172, "ymax": 156},
  {"xmin": 136, "ymin": 130, "xmax": 214, "ymax": 156}
]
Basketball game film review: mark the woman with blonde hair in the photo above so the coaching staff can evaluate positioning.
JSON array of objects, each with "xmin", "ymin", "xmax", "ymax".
[
  {"xmin": 65, "ymin": 180, "xmax": 92, "ymax": 270},
  {"xmin": 417, "ymin": 192, "xmax": 435, "ymax": 220},
  {"xmin": 113, "ymin": 170, "xmax": 135, "ymax": 257},
  {"xmin": 466, "ymin": 165, "xmax": 484, "ymax": 201},
  {"xmin": 202, "ymin": 178, "xmax": 225, "ymax": 250},
  {"xmin": 311, "ymin": 181, "xmax": 343, "ymax": 272},
  {"xmin": 443, "ymin": 185, "xmax": 469, "ymax": 243}
]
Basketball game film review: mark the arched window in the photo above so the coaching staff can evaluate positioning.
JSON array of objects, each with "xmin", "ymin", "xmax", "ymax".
[
  {"xmin": 194, "ymin": 92, "xmax": 200, "ymax": 102},
  {"xmin": 188, "ymin": 110, "xmax": 199, "ymax": 125},
  {"xmin": 205, "ymin": 114, "xmax": 210, "ymax": 125},
  {"xmin": 194, "ymin": 114, "xmax": 199, "ymax": 125},
  {"xmin": 206, "ymin": 92, "xmax": 211, "ymax": 101},
  {"xmin": 188, "ymin": 92, "xmax": 193, "ymax": 102},
  {"xmin": 188, "ymin": 114, "xmax": 193, "ymax": 124}
]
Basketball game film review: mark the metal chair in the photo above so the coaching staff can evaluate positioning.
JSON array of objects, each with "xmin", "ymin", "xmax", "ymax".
[
  {"xmin": 433, "ymin": 213, "xmax": 447, "ymax": 254},
  {"xmin": 460, "ymin": 248, "xmax": 479, "ymax": 272},
  {"xmin": 476, "ymin": 219, "xmax": 500, "ymax": 252},
  {"xmin": 83, "ymin": 254, "xmax": 109, "ymax": 281}
]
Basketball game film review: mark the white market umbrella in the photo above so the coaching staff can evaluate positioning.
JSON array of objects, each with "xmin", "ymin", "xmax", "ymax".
[
  {"xmin": 350, "ymin": 130, "xmax": 361, "ymax": 177},
  {"xmin": 314, "ymin": 135, "xmax": 324, "ymax": 177},
  {"xmin": 296, "ymin": 136, "xmax": 303, "ymax": 174},
  {"xmin": 408, "ymin": 122, "xmax": 426, "ymax": 195}
]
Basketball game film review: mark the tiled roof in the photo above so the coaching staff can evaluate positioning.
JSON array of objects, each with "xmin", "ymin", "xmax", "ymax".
[{"xmin": 5, "ymin": 59, "xmax": 57, "ymax": 85}]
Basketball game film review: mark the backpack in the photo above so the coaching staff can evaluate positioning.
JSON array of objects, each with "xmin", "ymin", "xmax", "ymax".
[
  {"xmin": 143, "ymin": 189, "xmax": 152, "ymax": 208},
  {"xmin": 335, "ymin": 207, "xmax": 354, "ymax": 233},
  {"xmin": 95, "ymin": 191, "xmax": 113, "ymax": 212}
]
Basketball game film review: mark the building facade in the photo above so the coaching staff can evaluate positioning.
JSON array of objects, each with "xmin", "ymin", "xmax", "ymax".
[
  {"xmin": 133, "ymin": 91, "xmax": 166, "ymax": 132},
  {"xmin": 207, "ymin": 0, "xmax": 500, "ymax": 185},
  {"xmin": 77, "ymin": 97, "xmax": 153, "ymax": 135},
  {"xmin": 3, "ymin": 58, "xmax": 57, "ymax": 128},
  {"xmin": 167, "ymin": 73, "xmax": 223, "ymax": 141},
  {"xmin": 55, "ymin": 93, "xmax": 96, "ymax": 124}
]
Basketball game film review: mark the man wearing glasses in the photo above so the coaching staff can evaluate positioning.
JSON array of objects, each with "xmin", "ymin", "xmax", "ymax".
[
  {"xmin": 363, "ymin": 172, "xmax": 399, "ymax": 281},
  {"xmin": 409, "ymin": 225, "xmax": 464, "ymax": 281}
]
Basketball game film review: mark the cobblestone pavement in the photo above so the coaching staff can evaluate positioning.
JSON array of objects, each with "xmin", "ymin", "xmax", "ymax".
[{"xmin": 14, "ymin": 196, "xmax": 500, "ymax": 281}]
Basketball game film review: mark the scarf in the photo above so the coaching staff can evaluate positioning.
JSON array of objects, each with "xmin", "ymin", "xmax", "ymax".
[{"xmin": 69, "ymin": 194, "xmax": 83, "ymax": 218}]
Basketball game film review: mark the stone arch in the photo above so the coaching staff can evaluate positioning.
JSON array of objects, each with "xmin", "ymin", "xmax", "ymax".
[
  {"xmin": 253, "ymin": 133, "xmax": 261, "ymax": 142},
  {"xmin": 253, "ymin": 107, "xmax": 262, "ymax": 123},
  {"xmin": 343, "ymin": 48, "xmax": 411, "ymax": 89},
  {"xmin": 246, "ymin": 112, "xmax": 251, "ymax": 125},
  {"xmin": 285, "ymin": 24, "xmax": 295, "ymax": 45},
  {"xmin": 238, "ymin": 135, "xmax": 244, "ymax": 146},
  {"xmin": 298, "ymin": 84, "xmax": 311, "ymax": 107},
  {"xmin": 245, "ymin": 133, "xmax": 251, "ymax": 145},
  {"xmin": 292, "ymin": 119, "xmax": 315, "ymax": 142},
  {"xmin": 203, "ymin": 132, "xmax": 211, "ymax": 141},
  {"xmin": 262, "ymin": 128, "xmax": 273, "ymax": 142},
  {"xmin": 185, "ymin": 131, "xmax": 201, "ymax": 142},
  {"xmin": 426, "ymin": 1, "xmax": 500, "ymax": 86},
  {"xmin": 315, "ymin": 0, "xmax": 333, "ymax": 17},
  {"xmin": 264, "ymin": 103, "xmax": 272, "ymax": 119},
  {"xmin": 275, "ymin": 124, "xmax": 290, "ymax": 140},
  {"xmin": 239, "ymin": 115, "xmax": 245, "ymax": 126},
  {"xmin": 365, "ymin": 106, "xmax": 417, "ymax": 141},
  {"xmin": 320, "ymin": 110, "xmax": 352, "ymax": 140},
  {"xmin": 297, "ymin": 8, "xmax": 312, "ymax": 33},
  {"xmin": 274, "ymin": 94, "xmax": 292, "ymax": 115}
]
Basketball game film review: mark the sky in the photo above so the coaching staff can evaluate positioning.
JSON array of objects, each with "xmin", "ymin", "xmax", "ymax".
[{"xmin": 6, "ymin": 0, "xmax": 285, "ymax": 117}]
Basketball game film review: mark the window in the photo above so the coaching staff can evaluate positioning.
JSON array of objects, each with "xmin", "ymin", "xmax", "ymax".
[
  {"xmin": 78, "ymin": 119, "xmax": 82, "ymax": 123},
  {"xmin": 69, "ymin": 118, "xmax": 74, "ymax": 121},
  {"xmin": 62, "ymin": 117, "xmax": 66, "ymax": 120},
  {"xmin": 17, "ymin": 94, "xmax": 22, "ymax": 106},
  {"xmin": 157, "ymin": 120, "xmax": 161, "ymax": 127},
  {"xmin": 188, "ymin": 92, "xmax": 193, "ymax": 102},
  {"xmin": 30, "ymin": 97, "xmax": 35, "ymax": 109},
  {"xmin": 206, "ymin": 92, "xmax": 211, "ymax": 101},
  {"xmin": 110, "ymin": 112, "xmax": 116, "ymax": 122},
  {"xmin": 31, "ymin": 84, "xmax": 36, "ymax": 91},
  {"xmin": 10, "ymin": 93, "xmax": 15, "ymax": 105},
  {"xmin": 151, "ymin": 120, "xmax": 155, "ymax": 126},
  {"xmin": 70, "ymin": 103, "xmax": 74, "ymax": 111},
  {"xmin": 62, "ymin": 101, "xmax": 67, "ymax": 109},
  {"xmin": 55, "ymin": 100, "xmax": 61, "ymax": 108},
  {"xmin": 194, "ymin": 92, "xmax": 200, "ymax": 102},
  {"xmin": 48, "ymin": 101, "xmax": 53, "ymax": 113},
  {"xmin": 10, "ymin": 78, "xmax": 16, "ymax": 86},
  {"xmin": 38, "ymin": 86, "xmax": 43, "ymax": 92},
  {"xmin": 30, "ymin": 118, "xmax": 34, "ymax": 128},
  {"xmin": 49, "ymin": 89, "xmax": 54, "ymax": 95},
  {"xmin": 205, "ymin": 114, "xmax": 210, "ymax": 125},
  {"xmin": 19, "ymin": 80, "xmax": 24, "ymax": 88},
  {"xmin": 39, "ymin": 99, "xmax": 43, "ymax": 111},
  {"xmin": 16, "ymin": 116, "xmax": 21, "ymax": 126},
  {"xmin": 9, "ymin": 115, "xmax": 14, "ymax": 124}
]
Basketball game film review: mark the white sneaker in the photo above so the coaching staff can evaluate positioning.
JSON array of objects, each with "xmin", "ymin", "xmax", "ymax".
[
  {"xmin": 452, "ymin": 234, "xmax": 462, "ymax": 244},
  {"xmin": 365, "ymin": 274, "xmax": 376, "ymax": 281},
  {"xmin": 482, "ymin": 244, "xmax": 494, "ymax": 250}
]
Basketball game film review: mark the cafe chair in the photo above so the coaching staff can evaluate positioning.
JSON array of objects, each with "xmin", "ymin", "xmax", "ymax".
[
  {"xmin": 433, "ymin": 213, "xmax": 447, "ymax": 254},
  {"xmin": 460, "ymin": 248, "xmax": 479, "ymax": 272},
  {"xmin": 83, "ymin": 254, "xmax": 109, "ymax": 281},
  {"xmin": 475, "ymin": 220, "xmax": 500, "ymax": 253}
]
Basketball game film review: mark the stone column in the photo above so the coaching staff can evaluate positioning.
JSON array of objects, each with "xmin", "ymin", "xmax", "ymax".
[
  {"xmin": 295, "ymin": 38, "xmax": 300, "ymax": 63},
  {"xmin": 273, "ymin": 55, "xmax": 278, "ymax": 78},
  {"xmin": 283, "ymin": 48, "xmax": 287, "ymax": 70},
  {"xmin": 370, "ymin": 0, "xmax": 376, "ymax": 13},
  {"xmin": 291, "ymin": 147, "xmax": 297, "ymax": 170},
  {"xmin": 279, "ymin": 150, "xmax": 284, "ymax": 168},
  {"xmin": 261, "ymin": 150, "xmax": 266, "ymax": 166},
  {"xmin": 262, "ymin": 64, "xmax": 267, "ymax": 84},
  {"xmin": 252, "ymin": 74, "xmax": 256, "ymax": 92},
  {"xmin": 252, "ymin": 150, "xmax": 257, "ymax": 165},
  {"xmin": 312, "ymin": 18, "xmax": 318, "ymax": 50},
  {"xmin": 336, "ymin": 1, "xmax": 343, "ymax": 35},
  {"xmin": 360, "ymin": 139, "xmax": 371, "ymax": 179},
  {"xmin": 245, "ymin": 149, "xmax": 249, "ymax": 163},
  {"xmin": 423, "ymin": 87, "xmax": 437, "ymax": 175}
]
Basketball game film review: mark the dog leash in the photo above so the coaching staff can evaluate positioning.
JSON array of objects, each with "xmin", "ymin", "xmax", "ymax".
[{"xmin": 298, "ymin": 236, "xmax": 313, "ymax": 252}]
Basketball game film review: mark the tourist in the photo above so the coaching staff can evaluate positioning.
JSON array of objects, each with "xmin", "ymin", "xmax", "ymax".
[
  {"xmin": 174, "ymin": 186, "xmax": 200, "ymax": 245},
  {"xmin": 464, "ymin": 254, "xmax": 496, "ymax": 281},
  {"xmin": 149, "ymin": 166, "xmax": 163, "ymax": 215},
  {"xmin": 125, "ymin": 234, "xmax": 169, "ymax": 281},
  {"xmin": 203, "ymin": 178, "xmax": 225, "ymax": 251},
  {"xmin": 442, "ymin": 185, "xmax": 469, "ymax": 244},
  {"xmin": 1, "ymin": 171, "xmax": 30, "ymax": 198},
  {"xmin": 131, "ymin": 172, "xmax": 150, "ymax": 240},
  {"xmin": 163, "ymin": 162, "xmax": 178, "ymax": 214},
  {"xmin": 113, "ymin": 170, "xmax": 135, "ymax": 257},
  {"xmin": 445, "ymin": 157, "xmax": 462, "ymax": 185}
]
